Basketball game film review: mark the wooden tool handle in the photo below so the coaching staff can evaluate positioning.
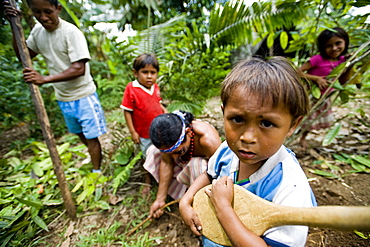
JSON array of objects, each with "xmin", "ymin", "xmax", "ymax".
[
  {"xmin": 194, "ymin": 184, "xmax": 370, "ymax": 246},
  {"xmin": 279, "ymin": 205, "xmax": 370, "ymax": 231}
]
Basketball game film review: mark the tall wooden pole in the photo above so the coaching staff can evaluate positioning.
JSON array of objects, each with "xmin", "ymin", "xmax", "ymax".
[{"xmin": 6, "ymin": 0, "xmax": 76, "ymax": 219}]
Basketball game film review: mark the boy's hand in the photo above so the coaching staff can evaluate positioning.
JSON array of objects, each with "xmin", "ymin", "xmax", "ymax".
[
  {"xmin": 149, "ymin": 199, "xmax": 165, "ymax": 218},
  {"xmin": 3, "ymin": 1, "xmax": 22, "ymax": 19},
  {"xmin": 23, "ymin": 68, "xmax": 45, "ymax": 85},
  {"xmin": 179, "ymin": 196, "xmax": 202, "ymax": 236},
  {"xmin": 205, "ymin": 176, "xmax": 234, "ymax": 211},
  {"xmin": 131, "ymin": 132, "xmax": 140, "ymax": 144}
]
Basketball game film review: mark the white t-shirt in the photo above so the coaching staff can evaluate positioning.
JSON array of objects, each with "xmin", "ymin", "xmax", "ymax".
[{"xmin": 27, "ymin": 18, "xmax": 95, "ymax": 102}]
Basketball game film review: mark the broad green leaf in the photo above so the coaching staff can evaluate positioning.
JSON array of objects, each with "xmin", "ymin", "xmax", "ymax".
[
  {"xmin": 0, "ymin": 199, "xmax": 12, "ymax": 204},
  {"xmin": 116, "ymin": 152, "xmax": 131, "ymax": 165},
  {"xmin": 57, "ymin": 143, "xmax": 70, "ymax": 155},
  {"xmin": 267, "ymin": 33, "xmax": 274, "ymax": 48},
  {"xmin": 309, "ymin": 169, "xmax": 339, "ymax": 178},
  {"xmin": 68, "ymin": 144, "xmax": 86, "ymax": 152},
  {"xmin": 311, "ymin": 85, "xmax": 321, "ymax": 99},
  {"xmin": 322, "ymin": 124, "xmax": 341, "ymax": 146},
  {"xmin": 339, "ymin": 91, "xmax": 349, "ymax": 103},
  {"xmin": 95, "ymin": 201, "xmax": 110, "ymax": 210},
  {"xmin": 327, "ymin": 62, "xmax": 345, "ymax": 79},
  {"xmin": 31, "ymin": 164, "xmax": 44, "ymax": 177},
  {"xmin": 280, "ymin": 31, "xmax": 288, "ymax": 50},
  {"xmin": 77, "ymin": 190, "xmax": 89, "ymax": 204},
  {"xmin": 33, "ymin": 142, "xmax": 49, "ymax": 153},
  {"xmin": 6, "ymin": 157, "xmax": 22, "ymax": 167},
  {"xmin": 332, "ymin": 81, "xmax": 344, "ymax": 90},
  {"xmin": 350, "ymin": 161, "xmax": 366, "ymax": 172},
  {"xmin": 37, "ymin": 157, "xmax": 52, "ymax": 170},
  {"xmin": 332, "ymin": 153, "xmax": 348, "ymax": 163},
  {"xmin": 72, "ymin": 179, "xmax": 84, "ymax": 193},
  {"xmin": 32, "ymin": 215, "xmax": 48, "ymax": 231},
  {"xmin": 351, "ymin": 155, "xmax": 370, "ymax": 168},
  {"xmin": 87, "ymin": 186, "xmax": 95, "ymax": 198},
  {"xmin": 0, "ymin": 206, "xmax": 13, "ymax": 216},
  {"xmin": 15, "ymin": 198, "xmax": 43, "ymax": 210},
  {"xmin": 58, "ymin": 0, "xmax": 80, "ymax": 27},
  {"xmin": 108, "ymin": 60, "xmax": 118, "ymax": 75},
  {"xmin": 95, "ymin": 187, "xmax": 102, "ymax": 202}
]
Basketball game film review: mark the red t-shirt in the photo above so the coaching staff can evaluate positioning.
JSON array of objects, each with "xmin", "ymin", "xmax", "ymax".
[{"xmin": 121, "ymin": 80, "xmax": 164, "ymax": 138}]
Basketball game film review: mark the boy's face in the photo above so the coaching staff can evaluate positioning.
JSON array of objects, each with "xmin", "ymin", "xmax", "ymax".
[
  {"xmin": 134, "ymin": 64, "xmax": 158, "ymax": 89},
  {"xmin": 222, "ymin": 88, "xmax": 301, "ymax": 170},
  {"xmin": 29, "ymin": 0, "xmax": 61, "ymax": 31}
]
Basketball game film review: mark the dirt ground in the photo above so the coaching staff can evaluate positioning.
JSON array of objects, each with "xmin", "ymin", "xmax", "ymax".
[{"xmin": 2, "ymin": 96, "xmax": 369, "ymax": 246}]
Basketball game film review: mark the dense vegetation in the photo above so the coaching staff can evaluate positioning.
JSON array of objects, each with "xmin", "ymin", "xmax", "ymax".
[{"xmin": 0, "ymin": 0, "xmax": 369, "ymax": 246}]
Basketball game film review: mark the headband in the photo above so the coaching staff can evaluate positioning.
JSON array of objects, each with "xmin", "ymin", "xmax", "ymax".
[{"xmin": 159, "ymin": 110, "xmax": 186, "ymax": 153}]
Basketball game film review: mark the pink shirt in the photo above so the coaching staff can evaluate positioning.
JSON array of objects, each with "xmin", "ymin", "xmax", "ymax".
[
  {"xmin": 121, "ymin": 80, "xmax": 164, "ymax": 138},
  {"xmin": 308, "ymin": 54, "xmax": 346, "ymax": 77}
]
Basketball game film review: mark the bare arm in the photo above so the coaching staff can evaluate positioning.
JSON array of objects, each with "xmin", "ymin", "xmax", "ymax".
[
  {"xmin": 299, "ymin": 61, "xmax": 328, "ymax": 90},
  {"xmin": 23, "ymin": 60, "xmax": 87, "ymax": 85},
  {"xmin": 206, "ymin": 177, "xmax": 268, "ymax": 247},
  {"xmin": 192, "ymin": 121, "xmax": 221, "ymax": 158},
  {"xmin": 198, "ymin": 128, "xmax": 221, "ymax": 158},
  {"xmin": 123, "ymin": 110, "xmax": 140, "ymax": 144},
  {"xmin": 160, "ymin": 104, "xmax": 168, "ymax": 113},
  {"xmin": 150, "ymin": 154, "xmax": 173, "ymax": 218},
  {"xmin": 179, "ymin": 171, "xmax": 212, "ymax": 235}
]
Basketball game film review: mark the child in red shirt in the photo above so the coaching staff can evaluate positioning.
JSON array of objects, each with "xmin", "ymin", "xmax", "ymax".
[{"xmin": 121, "ymin": 53, "xmax": 167, "ymax": 194}]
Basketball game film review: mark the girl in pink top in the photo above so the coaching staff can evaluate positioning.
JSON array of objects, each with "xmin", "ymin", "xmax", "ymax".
[{"xmin": 299, "ymin": 27, "xmax": 350, "ymax": 148}]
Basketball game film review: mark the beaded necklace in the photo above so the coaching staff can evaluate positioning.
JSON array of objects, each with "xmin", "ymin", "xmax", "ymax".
[{"xmin": 178, "ymin": 130, "xmax": 195, "ymax": 164}]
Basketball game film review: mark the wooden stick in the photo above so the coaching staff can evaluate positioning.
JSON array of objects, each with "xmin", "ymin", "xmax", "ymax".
[
  {"xmin": 194, "ymin": 184, "xmax": 370, "ymax": 246},
  {"xmin": 6, "ymin": 0, "xmax": 76, "ymax": 219},
  {"xmin": 126, "ymin": 199, "xmax": 180, "ymax": 236}
]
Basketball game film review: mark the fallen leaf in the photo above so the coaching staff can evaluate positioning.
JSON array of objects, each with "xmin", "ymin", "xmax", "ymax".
[
  {"xmin": 64, "ymin": 222, "xmax": 74, "ymax": 238},
  {"xmin": 60, "ymin": 237, "xmax": 70, "ymax": 247}
]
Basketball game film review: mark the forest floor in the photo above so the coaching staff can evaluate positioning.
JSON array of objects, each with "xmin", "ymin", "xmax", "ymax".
[{"xmin": 3, "ymin": 96, "xmax": 369, "ymax": 246}]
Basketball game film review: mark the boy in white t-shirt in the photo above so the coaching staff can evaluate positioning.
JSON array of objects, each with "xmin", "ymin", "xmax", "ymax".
[{"xmin": 5, "ymin": 0, "xmax": 107, "ymax": 173}]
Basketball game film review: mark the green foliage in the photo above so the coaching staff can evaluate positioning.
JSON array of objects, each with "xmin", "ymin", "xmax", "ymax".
[
  {"xmin": 161, "ymin": 46, "xmax": 231, "ymax": 114},
  {"xmin": 112, "ymin": 151, "xmax": 142, "ymax": 194},
  {"xmin": 0, "ymin": 29, "xmax": 33, "ymax": 131},
  {"xmin": 322, "ymin": 123, "xmax": 342, "ymax": 146},
  {"xmin": 354, "ymin": 230, "xmax": 370, "ymax": 240},
  {"xmin": 74, "ymin": 221, "xmax": 161, "ymax": 246},
  {"xmin": 71, "ymin": 173, "xmax": 110, "ymax": 209},
  {"xmin": 309, "ymin": 151, "xmax": 370, "ymax": 179},
  {"xmin": 0, "ymin": 140, "xmax": 96, "ymax": 245}
]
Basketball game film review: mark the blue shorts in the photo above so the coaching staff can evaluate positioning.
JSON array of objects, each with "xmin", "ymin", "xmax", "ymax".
[
  {"xmin": 58, "ymin": 92, "xmax": 107, "ymax": 139},
  {"xmin": 140, "ymin": 138, "xmax": 153, "ymax": 159}
]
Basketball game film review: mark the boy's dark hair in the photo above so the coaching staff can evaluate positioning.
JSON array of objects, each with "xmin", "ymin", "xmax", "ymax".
[
  {"xmin": 317, "ymin": 27, "xmax": 349, "ymax": 58},
  {"xmin": 221, "ymin": 56, "xmax": 310, "ymax": 124},
  {"xmin": 150, "ymin": 111, "xmax": 194, "ymax": 149},
  {"xmin": 133, "ymin": 53, "xmax": 160, "ymax": 72},
  {"xmin": 26, "ymin": 0, "xmax": 59, "ymax": 8}
]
